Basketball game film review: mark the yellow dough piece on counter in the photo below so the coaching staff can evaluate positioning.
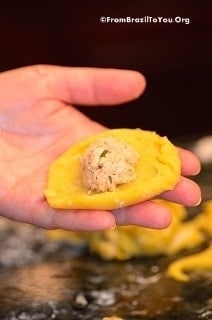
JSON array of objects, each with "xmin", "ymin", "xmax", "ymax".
[
  {"xmin": 44, "ymin": 128, "xmax": 181, "ymax": 210},
  {"xmin": 102, "ymin": 317, "xmax": 124, "ymax": 320},
  {"xmin": 84, "ymin": 200, "xmax": 204, "ymax": 260},
  {"xmin": 166, "ymin": 246, "xmax": 212, "ymax": 282},
  {"xmin": 46, "ymin": 200, "xmax": 212, "ymax": 281}
]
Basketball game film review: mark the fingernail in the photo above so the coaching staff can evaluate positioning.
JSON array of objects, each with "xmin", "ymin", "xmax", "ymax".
[
  {"xmin": 192, "ymin": 166, "xmax": 201, "ymax": 176},
  {"xmin": 193, "ymin": 197, "xmax": 202, "ymax": 206},
  {"xmin": 108, "ymin": 224, "xmax": 116, "ymax": 231}
]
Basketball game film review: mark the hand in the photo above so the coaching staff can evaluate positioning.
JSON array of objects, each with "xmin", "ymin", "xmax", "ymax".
[{"xmin": 0, "ymin": 65, "xmax": 201, "ymax": 231}]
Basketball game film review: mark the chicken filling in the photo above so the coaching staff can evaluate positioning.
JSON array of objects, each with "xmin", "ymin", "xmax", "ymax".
[{"xmin": 81, "ymin": 137, "xmax": 139, "ymax": 192}]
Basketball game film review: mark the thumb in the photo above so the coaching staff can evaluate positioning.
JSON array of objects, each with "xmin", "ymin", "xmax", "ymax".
[{"xmin": 0, "ymin": 65, "xmax": 146, "ymax": 109}]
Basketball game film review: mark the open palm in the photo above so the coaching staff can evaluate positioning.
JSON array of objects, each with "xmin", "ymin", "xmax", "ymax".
[{"xmin": 0, "ymin": 65, "xmax": 201, "ymax": 231}]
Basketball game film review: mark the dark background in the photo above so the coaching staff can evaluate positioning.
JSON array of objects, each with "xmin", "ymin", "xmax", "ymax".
[{"xmin": 0, "ymin": 1, "xmax": 211, "ymax": 139}]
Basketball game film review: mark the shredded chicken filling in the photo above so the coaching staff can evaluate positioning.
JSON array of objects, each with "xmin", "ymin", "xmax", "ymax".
[{"xmin": 81, "ymin": 137, "xmax": 139, "ymax": 192}]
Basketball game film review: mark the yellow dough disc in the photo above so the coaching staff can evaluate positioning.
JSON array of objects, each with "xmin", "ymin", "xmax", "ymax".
[{"xmin": 44, "ymin": 128, "xmax": 181, "ymax": 210}]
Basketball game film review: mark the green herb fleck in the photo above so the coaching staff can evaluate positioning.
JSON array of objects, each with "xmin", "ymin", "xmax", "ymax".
[
  {"xmin": 100, "ymin": 149, "xmax": 109, "ymax": 158},
  {"xmin": 108, "ymin": 176, "xmax": 112, "ymax": 184}
]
